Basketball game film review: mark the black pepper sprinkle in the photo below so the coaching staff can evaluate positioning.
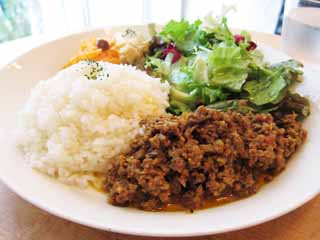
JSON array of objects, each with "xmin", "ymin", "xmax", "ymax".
[
  {"xmin": 82, "ymin": 60, "xmax": 109, "ymax": 81},
  {"xmin": 122, "ymin": 28, "xmax": 136, "ymax": 38}
]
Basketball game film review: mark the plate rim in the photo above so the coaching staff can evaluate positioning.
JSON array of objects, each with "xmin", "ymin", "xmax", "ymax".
[
  {"xmin": 1, "ymin": 171, "xmax": 319, "ymax": 237},
  {"xmin": 0, "ymin": 25, "xmax": 319, "ymax": 237}
]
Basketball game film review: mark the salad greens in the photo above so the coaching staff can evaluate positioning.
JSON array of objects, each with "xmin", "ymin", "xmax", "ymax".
[
  {"xmin": 145, "ymin": 14, "xmax": 309, "ymax": 118},
  {"xmin": 208, "ymin": 46, "xmax": 249, "ymax": 92},
  {"xmin": 159, "ymin": 19, "xmax": 202, "ymax": 54}
]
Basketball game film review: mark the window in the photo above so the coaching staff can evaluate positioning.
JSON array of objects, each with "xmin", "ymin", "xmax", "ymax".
[{"xmin": 0, "ymin": 0, "xmax": 299, "ymax": 43}]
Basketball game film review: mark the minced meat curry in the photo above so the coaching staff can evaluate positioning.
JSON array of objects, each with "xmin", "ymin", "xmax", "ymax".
[{"xmin": 105, "ymin": 107, "xmax": 307, "ymax": 211}]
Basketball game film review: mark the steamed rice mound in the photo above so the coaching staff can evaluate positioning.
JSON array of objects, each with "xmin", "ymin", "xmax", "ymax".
[{"xmin": 15, "ymin": 61, "xmax": 169, "ymax": 187}]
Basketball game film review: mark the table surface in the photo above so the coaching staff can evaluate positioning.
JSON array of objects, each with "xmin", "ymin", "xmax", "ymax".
[{"xmin": 0, "ymin": 32, "xmax": 319, "ymax": 240}]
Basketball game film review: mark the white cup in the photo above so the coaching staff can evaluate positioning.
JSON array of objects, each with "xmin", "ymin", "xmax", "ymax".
[{"xmin": 281, "ymin": 7, "xmax": 320, "ymax": 63}]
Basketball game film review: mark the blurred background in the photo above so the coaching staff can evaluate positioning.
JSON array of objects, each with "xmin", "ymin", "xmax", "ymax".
[{"xmin": 0, "ymin": 0, "xmax": 314, "ymax": 43}]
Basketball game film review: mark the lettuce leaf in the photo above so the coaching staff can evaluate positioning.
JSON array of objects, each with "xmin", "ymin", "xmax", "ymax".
[
  {"xmin": 271, "ymin": 59, "xmax": 303, "ymax": 83},
  {"xmin": 168, "ymin": 58, "xmax": 228, "ymax": 113},
  {"xmin": 160, "ymin": 19, "xmax": 202, "ymax": 54},
  {"xmin": 192, "ymin": 56, "xmax": 209, "ymax": 83},
  {"xmin": 202, "ymin": 15, "xmax": 234, "ymax": 44},
  {"xmin": 244, "ymin": 71, "xmax": 287, "ymax": 106},
  {"xmin": 208, "ymin": 46, "xmax": 249, "ymax": 92},
  {"xmin": 244, "ymin": 60, "xmax": 303, "ymax": 106},
  {"xmin": 208, "ymin": 100, "xmax": 256, "ymax": 114},
  {"xmin": 144, "ymin": 56, "xmax": 171, "ymax": 79}
]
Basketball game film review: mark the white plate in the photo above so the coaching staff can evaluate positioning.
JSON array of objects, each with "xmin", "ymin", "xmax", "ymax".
[{"xmin": 0, "ymin": 26, "xmax": 319, "ymax": 237}]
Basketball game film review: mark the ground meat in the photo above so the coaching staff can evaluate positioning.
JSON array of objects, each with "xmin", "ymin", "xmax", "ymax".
[{"xmin": 105, "ymin": 107, "xmax": 307, "ymax": 211}]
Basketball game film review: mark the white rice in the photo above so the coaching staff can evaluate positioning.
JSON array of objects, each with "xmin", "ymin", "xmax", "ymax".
[{"xmin": 14, "ymin": 61, "xmax": 169, "ymax": 187}]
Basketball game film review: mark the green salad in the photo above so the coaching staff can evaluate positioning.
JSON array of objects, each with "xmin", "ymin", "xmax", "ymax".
[{"xmin": 144, "ymin": 14, "xmax": 310, "ymax": 119}]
